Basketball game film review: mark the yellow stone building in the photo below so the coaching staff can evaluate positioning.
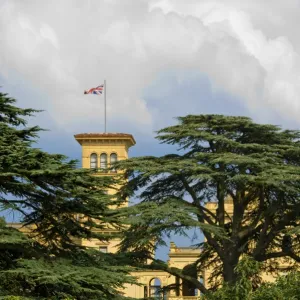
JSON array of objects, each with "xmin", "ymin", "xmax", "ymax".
[
  {"xmin": 74, "ymin": 132, "xmax": 202, "ymax": 299},
  {"xmin": 73, "ymin": 132, "xmax": 291, "ymax": 299},
  {"xmin": 9, "ymin": 131, "xmax": 288, "ymax": 299}
]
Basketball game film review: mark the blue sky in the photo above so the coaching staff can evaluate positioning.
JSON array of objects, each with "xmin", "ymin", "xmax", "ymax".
[{"xmin": 1, "ymin": 0, "xmax": 300, "ymax": 260}]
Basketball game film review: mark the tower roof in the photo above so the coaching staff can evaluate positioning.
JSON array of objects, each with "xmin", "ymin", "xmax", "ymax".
[{"xmin": 74, "ymin": 132, "xmax": 136, "ymax": 147}]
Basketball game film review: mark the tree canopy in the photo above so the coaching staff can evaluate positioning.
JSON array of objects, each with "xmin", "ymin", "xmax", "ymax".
[
  {"xmin": 116, "ymin": 114, "xmax": 300, "ymax": 293},
  {"xmin": 0, "ymin": 91, "xmax": 136, "ymax": 299},
  {"xmin": 204, "ymin": 256, "xmax": 300, "ymax": 300}
]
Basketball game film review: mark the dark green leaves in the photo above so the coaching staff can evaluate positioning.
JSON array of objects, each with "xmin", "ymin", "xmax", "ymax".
[
  {"xmin": 0, "ymin": 91, "xmax": 135, "ymax": 299},
  {"xmin": 116, "ymin": 114, "xmax": 300, "ymax": 290}
]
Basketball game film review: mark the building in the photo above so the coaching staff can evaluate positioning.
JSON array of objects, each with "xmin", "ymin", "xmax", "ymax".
[
  {"xmin": 8, "ymin": 132, "xmax": 287, "ymax": 299},
  {"xmin": 74, "ymin": 132, "xmax": 202, "ymax": 299}
]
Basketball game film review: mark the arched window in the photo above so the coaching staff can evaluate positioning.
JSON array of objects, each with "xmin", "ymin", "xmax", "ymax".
[
  {"xmin": 197, "ymin": 276, "xmax": 204, "ymax": 296},
  {"xmin": 182, "ymin": 264, "xmax": 198, "ymax": 296},
  {"xmin": 149, "ymin": 278, "xmax": 162, "ymax": 299},
  {"xmin": 100, "ymin": 153, "xmax": 107, "ymax": 170},
  {"xmin": 110, "ymin": 153, "xmax": 118, "ymax": 173},
  {"xmin": 90, "ymin": 153, "xmax": 97, "ymax": 169},
  {"xmin": 175, "ymin": 276, "xmax": 180, "ymax": 296}
]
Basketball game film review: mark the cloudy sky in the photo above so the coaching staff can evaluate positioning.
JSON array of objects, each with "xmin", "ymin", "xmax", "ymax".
[{"xmin": 1, "ymin": 0, "xmax": 300, "ymax": 259}]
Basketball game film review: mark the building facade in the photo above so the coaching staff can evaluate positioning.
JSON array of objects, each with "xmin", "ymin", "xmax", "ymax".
[
  {"xmin": 8, "ymin": 132, "xmax": 287, "ymax": 299},
  {"xmin": 74, "ymin": 132, "xmax": 201, "ymax": 299}
]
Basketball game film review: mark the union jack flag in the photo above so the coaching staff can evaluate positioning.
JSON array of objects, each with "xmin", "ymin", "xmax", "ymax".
[{"xmin": 84, "ymin": 84, "xmax": 104, "ymax": 95}]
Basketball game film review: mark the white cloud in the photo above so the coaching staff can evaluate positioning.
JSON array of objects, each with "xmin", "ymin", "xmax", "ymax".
[
  {"xmin": 40, "ymin": 24, "xmax": 60, "ymax": 50},
  {"xmin": 1, "ymin": 0, "xmax": 300, "ymax": 133}
]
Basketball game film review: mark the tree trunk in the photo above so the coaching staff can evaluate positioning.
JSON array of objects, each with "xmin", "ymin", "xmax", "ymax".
[{"xmin": 222, "ymin": 250, "xmax": 239, "ymax": 284}]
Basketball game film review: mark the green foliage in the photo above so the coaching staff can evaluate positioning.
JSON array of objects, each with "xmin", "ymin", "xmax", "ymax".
[
  {"xmin": 205, "ymin": 256, "xmax": 300, "ymax": 300},
  {"xmin": 0, "ymin": 92, "xmax": 136, "ymax": 299},
  {"xmin": 0, "ymin": 92, "xmax": 128, "ymax": 248},
  {"xmin": 204, "ymin": 256, "xmax": 260, "ymax": 300},
  {"xmin": 0, "ymin": 297, "xmax": 32, "ymax": 300},
  {"xmin": 115, "ymin": 114, "xmax": 300, "ymax": 293},
  {"xmin": 252, "ymin": 272, "xmax": 300, "ymax": 300}
]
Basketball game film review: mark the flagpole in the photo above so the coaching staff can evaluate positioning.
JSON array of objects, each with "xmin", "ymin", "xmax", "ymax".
[{"xmin": 104, "ymin": 79, "xmax": 106, "ymax": 133}]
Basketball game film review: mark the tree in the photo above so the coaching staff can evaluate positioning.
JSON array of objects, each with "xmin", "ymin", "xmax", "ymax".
[
  {"xmin": 115, "ymin": 114, "xmax": 300, "ymax": 293},
  {"xmin": 252, "ymin": 271, "xmax": 300, "ymax": 300},
  {"xmin": 0, "ymin": 217, "xmax": 137, "ymax": 299},
  {"xmin": 0, "ymin": 91, "xmax": 136, "ymax": 299},
  {"xmin": 204, "ymin": 256, "xmax": 300, "ymax": 300},
  {"xmin": 203, "ymin": 255, "xmax": 262, "ymax": 300}
]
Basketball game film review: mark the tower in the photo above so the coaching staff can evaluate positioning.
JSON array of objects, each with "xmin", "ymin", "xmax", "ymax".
[
  {"xmin": 74, "ymin": 132, "xmax": 136, "ymax": 170},
  {"xmin": 74, "ymin": 132, "xmax": 136, "ymax": 252}
]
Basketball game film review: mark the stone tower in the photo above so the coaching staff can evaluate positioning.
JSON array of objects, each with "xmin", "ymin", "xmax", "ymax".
[
  {"xmin": 74, "ymin": 132, "xmax": 136, "ymax": 170},
  {"xmin": 73, "ymin": 132, "xmax": 136, "ymax": 252}
]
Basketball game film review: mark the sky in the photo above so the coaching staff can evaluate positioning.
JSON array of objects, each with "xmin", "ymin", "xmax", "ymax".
[{"xmin": 1, "ymin": 0, "xmax": 300, "ymax": 260}]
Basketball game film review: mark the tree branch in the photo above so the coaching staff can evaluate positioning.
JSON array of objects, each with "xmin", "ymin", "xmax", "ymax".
[
  {"xmin": 253, "ymin": 208, "xmax": 299, "ymax": 258},
  {"xmin": 255, "ymin": 250, "xmax": 300, "ymax": 263},
  {"xmin": 145, "ymin": 258, "xmax": 209, "ymax": 294},
  {"xmin": 179, "ymin": 176, "xmax": 224, "ymax": 259}
]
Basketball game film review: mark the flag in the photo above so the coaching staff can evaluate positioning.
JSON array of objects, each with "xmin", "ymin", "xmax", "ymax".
[{"xmin": 84, "ymin": 85, "xmax": 104, "ymax": 95}]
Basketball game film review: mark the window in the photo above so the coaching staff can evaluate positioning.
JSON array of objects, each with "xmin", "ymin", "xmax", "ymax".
[
  {"xmin": 110, "ymin": 153, "xmax": 117, "ymax": 173},
  {"xmin": 99, "ymin": 246, "xmax": 108, "ymax": 253},
  {"xmin": 100, "ymin": 153, "xmax": 107, "ymax": 170},
  {"xmin": 144, "ymin": 286, "xmax": 148, "ymax": 298},
  {"xmin": 149, "ymin": 278, "xmax": 162, "ymax": 299},
  {"xmin": 90, "ymin": 153, "xmax": 97, "ymax": 169},
  {"xmin": 175, "ymin": 276, "xmax": 180, "ymax": 296},
  {"xmin": 198, "ymin": 276, "xmax": 204, "ymax": 296}
]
